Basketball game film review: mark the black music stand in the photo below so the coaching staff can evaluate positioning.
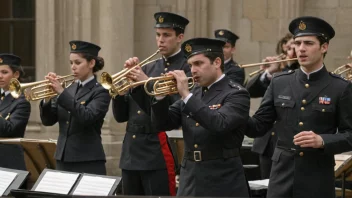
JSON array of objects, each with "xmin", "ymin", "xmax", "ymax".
[{"xmin": 0, "ymin": 167, "xmax": 29, "ymax": 197}]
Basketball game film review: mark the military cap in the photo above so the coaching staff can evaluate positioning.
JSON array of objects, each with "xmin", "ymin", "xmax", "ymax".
[
  {"xmin": 181, "ymin": 38, "xmax": 226, "ymax": 59},
  {"xmin": 214, "ymin": 29, "xmax": 239, "ymax": 45},
  {"xmin": 289, "ymin": 16, "xmax": 335, "ymax": 42},
  {"xmin": 154, "ymin": 12, "xmax": 189, "ymax": 30},
  {"xmin": 0, "ymin": 54, "xmax": 21, "ymax": 67},
  {"xmin": 69, "ymin": 40, "xmax": 101, "ymax": 56}
]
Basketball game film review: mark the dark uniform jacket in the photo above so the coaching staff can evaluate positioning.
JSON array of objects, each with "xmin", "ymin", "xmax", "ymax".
[
  {"xmin": 113, "ymin": 51, "xmax": 190, "ymax": 170},
  {"xmin": 224, "ymin": 58, "xmax": 245, "ymax": 86},
  {"xmin": 0, "ymin": 93, "xmax": 30, "ymax": 170},
  {"xmin": 246, "ymin": 66, "xmax": 352, "ymax": 198},
  {"xmin": 151, "ymin": 76, "xmax": 250, "ymax": 197},
  {"xmin": 247, "ymin": 62, "xmax": 300, "ymax": 157},
  {"xmin": 40, "ymin": 77, "xmax": 110, "ymax": 162}
]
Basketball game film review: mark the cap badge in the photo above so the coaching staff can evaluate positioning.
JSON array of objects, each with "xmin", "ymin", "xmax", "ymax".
[
  {"xmin": 218, "ymin": 30, "xmax": 224, "ymax": 36},
  {"xmin": 185, "ymin": 44, "xmax": 192, "ymax": 53},
  {"xmin": 158, "ymin": 16, "xmax": 164, "ymax": 23},
  {"xmin": 299, "ymin": 21, "xmax": 306, "ymax": 30},
  {"xmin": 71, "ymin": 43, "xmax": 77, "ymax": 50}
]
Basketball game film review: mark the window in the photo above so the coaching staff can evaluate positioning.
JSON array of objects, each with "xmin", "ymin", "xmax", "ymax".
[{"xmin": 0, "ymin": 0, "xmax": 35, "ymax": 83}]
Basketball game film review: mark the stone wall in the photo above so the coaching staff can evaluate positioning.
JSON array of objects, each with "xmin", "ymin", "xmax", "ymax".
[{"xmin": 28, "ymin": 0, "xmax": 350, "ymax": 176}]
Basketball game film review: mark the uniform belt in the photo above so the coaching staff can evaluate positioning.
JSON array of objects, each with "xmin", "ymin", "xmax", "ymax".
[{"xmin": 184, "ymin": 148, "xmax": 240, "ymax": 162}]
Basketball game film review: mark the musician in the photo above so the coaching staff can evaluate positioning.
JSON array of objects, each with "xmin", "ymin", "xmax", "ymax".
[
  {"xmin": 113, "ymin": 12, "xmax": 190, "ymax": 196},
  {"xmin": 40, "ymin": 41, "xmax": 110, "ymax": 175},
  {"xmin": 246, "ymin": 16, "xmax": 352, "ymax": 198},
  {"xmin": 0, "ymin": 54, "xmax": 30, "ymax": 170},
  {"xmin": 150, "ymin": 38, "xmax": 250, "ymax": 197},
  {"xmin": 276, "ymin": 32, "xmax": 294, "ymax": 55},
  {"xmin": 214, "ymin": 29, "xmax": 245, "ymax": 85},
  {"xmin": 245, "ymin": 35, "xmax": 299, "ymax": 179}
]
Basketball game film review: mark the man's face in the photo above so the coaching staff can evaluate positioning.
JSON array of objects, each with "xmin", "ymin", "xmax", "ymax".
[
  {"xmin": 294, "ymin": 35, "xmax": 328, "ymax": 68},
  {"xmin": 155, "ymin": 28, "xmax": 183, "ymax": 57},
  {"xmin": 188, "ymin": 53, "xmax": 220, "ymax": 87},
  {"xmin": 222, "ymin": 42, "xmax": 235, "ymax": 61}
]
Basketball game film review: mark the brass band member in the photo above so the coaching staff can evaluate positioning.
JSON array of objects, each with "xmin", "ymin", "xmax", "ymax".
[
  {"xmin": 214, "ymin": 29, "xmax": 245, "ymax": 85},
  {"xmin": 246, "ymin": 16, "xmax": 352, "ymax": 198},
  {"xmin": 113, "ymin": 12, "xmax": 190, "ymax": 196},
  {"xmin": 40, "ymin": 41, "xmax": 110, "ymax": 175},
  {"xmin": 0, "ymin": 54, "xmax": 30, "ymax": 170},
  {"xmin": 151, "ymin": 38, "xmax": 250, "ymax": 197}
]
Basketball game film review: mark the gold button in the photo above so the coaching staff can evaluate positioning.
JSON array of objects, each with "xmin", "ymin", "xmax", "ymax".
[
  {"xmin": 281, "ymin": 103, "xmax": 285, "ymax": 106},
  {"xmin": 299, "ymin": 122, "xmax": 303, "ymax": 126},
  {"xmin": 271, "ymin": 132, "xmax": 275, "ymax": 136},
  {"xmin": 66, "ymin": 121, "xmax": 69, "ymax": 124},
  {"xmin": 132, "ymin": 135, "xmax": 136, "ymax": 139},
  {"xmin": 301, "ymin": 107, "xmax": 305, "ymax": 111},
  {"xmin": 299, "ymin": 152, "xmax": 304, "ymax": 157},
  {"xmin": 164, "ymin": 68, "xmax": 168, "ymax": 71},
  {"xmin": 302, "ymin": 99, "xmax": 307, "ymax": 104},
  {"xmin": 166, "ymin": 62, "xmax": 170, "ymax": 66},
  {"xmin": 137, "ymin": 110, "xmax": 141, "ymax": 114},
  {"xmin": 194, "ymin": 144, "xmax": 198, "ymax": 148},
  {"xmin": 195, "ymin": 123, "xmax": 199, "ymax": 127},
  {"xmin": 322, "ymin": 109, "xmax": 325, "ymax": 112},
  {"xmin": 68, "ymin": 111, "xmax": 70, "ymax": 114},
  {"xmin": 305, "ymin": 84, "xmax": 309, "ymax": 88}
]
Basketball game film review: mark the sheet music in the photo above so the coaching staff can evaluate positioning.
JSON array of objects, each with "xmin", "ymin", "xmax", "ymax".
[
  {"xmin": 34, "ymin": 171, "xmax": 79, "ymax": 194},
  {"xmin": 248, "ymin": 179, "xmax": 269, "ymax": 187},
  {"xmin": 0, "ymin": 170, "xmax": 17, "ymax": 196},
  {"xmin": 72, "ymin": 175, "xmax": 116, "ymax": 196}
]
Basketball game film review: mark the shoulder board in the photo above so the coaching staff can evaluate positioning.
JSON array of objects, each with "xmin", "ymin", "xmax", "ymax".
[
  {"xmin": 273, "ymin": 70, "xmax": 295, "ymax": 78},
  {"xmin": 329, "ymin": 72, "xmax": 349, "ymax": 82},
  {"xmin": 228, "ymin": 80, "xmax": 243, "ymax": 90}
]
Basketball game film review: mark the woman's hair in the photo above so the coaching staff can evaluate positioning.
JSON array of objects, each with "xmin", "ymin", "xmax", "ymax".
[
  {"xmin": 79, "ymin": 53, "xmax": 105, "ymax": 73},
  {"xmin": 276, "ymin": 33, "xmax": 293, "ymax": 55},
  {"xmin": 9, "ymin": 65, "xmax": 24, "ymax": 79}
]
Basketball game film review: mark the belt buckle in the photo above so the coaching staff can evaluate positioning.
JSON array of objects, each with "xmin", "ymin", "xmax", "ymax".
[{"xmin": 193, "ymin": 151, "xmax": 202, "ymax": 162}]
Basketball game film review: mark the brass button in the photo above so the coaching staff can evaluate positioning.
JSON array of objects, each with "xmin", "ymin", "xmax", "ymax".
[
  {"xmin": 166, "ymin": 62, "xmax": 170, "ymax": 66},
  {"xmin": 68, "ymin": 111, "xmax": 70, "ymax": 114},
  {"xmin": 204, "ymin": 89, "xmax": 207, "ymax": 93},
  {"xmin": 299, "ymin": 122, "xmax": 303, "ymax": 126},
  {"xmin": 271, "ymin": 132, "xmax": 275, "ymax": 136},
  {"xmin": 66, "ymin": 121, "xmax": 69, "ymax": 124},
  {"xmin": 194, "ymin": 144, "xmax": 198, "ymax": 148},
  {"xmin": 302, "ymin": 99, "xmax": 307, "ymax": 104},
  {"xmin": 299, "ymin": 152, "xmax": 304, "ymax": 157},
  {"xmin": 301, "ymin": 107, "xmax": 305, "ymax": 111},
  {"xmin": 132, "ymin": 135, "xmax": 136, "ymax": 139},
  {"xmin": 137, "ymin": 110, "xmax": 141, "ymax": 114},
  {"xmin": 186, "ymin": 115, "xmax": 189, "ymax": 118},
  {"xmin": 195, "ymin": 123, "xmax": 199, "ymax": 127},
  {"xmin": 305, "ymin": 84, "xmax": 309, "ymax": 88},
  {"xmin": 164, "ymin": 68, "xmax": 168, "ymax": 71},
  {"xmin": 281, "ymin": 103, "xmax": 285, "ymax": 106},
  {"xmin": 322, "ymin": 109, "xmax": 325, "ymax": 112}
]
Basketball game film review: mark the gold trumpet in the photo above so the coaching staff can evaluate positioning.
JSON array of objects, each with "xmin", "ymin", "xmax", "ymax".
[
  {"xmin": 143, "ymin": 75, "xmax": 195, "ymax": 96},
  {"xmin": 100, "ymin": 49, "xmax": 160, "ymax": 98},
  {"xmin": 333, "ymin": 64, "xmax": 352, "ymax": 81},
  {"xmin": 9, "ymin": 74, "xmax": 75, "ymax": 101}
]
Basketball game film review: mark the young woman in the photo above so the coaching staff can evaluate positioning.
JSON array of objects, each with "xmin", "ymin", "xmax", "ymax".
[
  {"xmin": 40, "ymin": 40, "xmax": 111, "ymax": 175},
  {"xmin": 0, "ymin": 54, "xmax": 30, "ymax": 170}
]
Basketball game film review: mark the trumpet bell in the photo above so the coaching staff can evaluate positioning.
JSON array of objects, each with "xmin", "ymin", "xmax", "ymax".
[{"xmin": 333, "ymin": 64, "xmax": 352, "ymax": 81}]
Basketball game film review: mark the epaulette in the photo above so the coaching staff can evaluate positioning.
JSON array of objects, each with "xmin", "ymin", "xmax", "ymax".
[
  {"xmin": 272, "ymin": 70, "xmax": 295, "ymax": 78},
  {"xmin": 228, "ymin": 80, "xmax": 243, "ymax": 90},
  {"xmin": 329, "ymin": 72, "xmax": 349, "ymax": 82}
]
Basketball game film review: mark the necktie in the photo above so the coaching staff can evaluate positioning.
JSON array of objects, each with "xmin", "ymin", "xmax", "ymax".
[
  {"xmin": 0, "ymin": 92, "xmax": 5, "ymax": 106},
  {"xmin": 75, "ymin": 83, "xmax": 82, "ymax": 95}
]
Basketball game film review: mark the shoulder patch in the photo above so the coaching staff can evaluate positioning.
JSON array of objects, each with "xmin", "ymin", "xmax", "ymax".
[
  {"xmin": 228, "ymin": 80, "xmax": 243, "ymax": 90},
  {"xmin": 273, "ymin": 70, "xmax": 295, "ymax": 78},
  {"xmin": 329, "ymin": 72, "xmax": 349, "ymax": 82}
]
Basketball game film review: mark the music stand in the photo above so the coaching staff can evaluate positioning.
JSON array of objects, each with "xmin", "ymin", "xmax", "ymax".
[
  {"xmin": 0, "ymin": 138, "xmax": 57, "ymax": 189},
  {"xmin": 335, "ymin": 154, "xmax": 352, "ymax": 198},
  {"xmin": 0, "ymin": 167, "xmax": 29, "ymax": 196}
]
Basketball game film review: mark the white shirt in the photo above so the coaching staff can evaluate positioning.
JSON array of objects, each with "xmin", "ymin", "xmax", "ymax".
[
  {"xmin": 76, "ymin": 75, "xmax": 95, "ymax": 87},
  {"xmin": 0, "ymin": 89, "xmax": 10, "ymax": 97},
  {"xmin": 183, "ymin": 74, "xmax": 226, "ymax": 104},
  {"xmin": 163, "ymin": 49, "xmax": 181, "ymax": 61},
  {"xmin": 224, "ymin": 58, "xmax": 232, "ymax": 64}
]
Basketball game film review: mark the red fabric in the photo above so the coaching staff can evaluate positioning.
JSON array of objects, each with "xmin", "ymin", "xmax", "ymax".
[{"xmin": 158, "ymin": 132, "xmax": 176, "ymax": 196}]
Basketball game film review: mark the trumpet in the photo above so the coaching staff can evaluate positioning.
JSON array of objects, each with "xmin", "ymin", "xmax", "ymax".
[
  {"xmin": 100, "ymin": 49, "xmax": 160, "ymax": 98},
  {"xmin": 143, "ymin": 75, "xmax": 195, "ymax": 96},
  {"xmin": 9, "ymin": 74, "xmax": 75, "ymax": 101},
  {"xmin": 333, "ymin": 64, "xmax": 352, "ymax": 81}
]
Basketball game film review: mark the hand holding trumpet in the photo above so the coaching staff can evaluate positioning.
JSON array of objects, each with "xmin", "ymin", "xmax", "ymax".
[{"xmin": 45, "ymin": 72, "xmax": 65, "ymax": 94}]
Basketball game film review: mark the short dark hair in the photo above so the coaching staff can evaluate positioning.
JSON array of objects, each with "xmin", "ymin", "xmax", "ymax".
[
  {"xmin": 78, "ymin": 53, "xmax": 105, "ymax": 73},
  {"xmin": 174, "ymin": 27, "xmax": 184, "ymax": 36},
  {"xmin": 316, "ymin": 35, "xmax": 328, "ymax": 58},
  {"xmin": 202, "ymin": 52, "xmax": 224, "ymax": 72}
]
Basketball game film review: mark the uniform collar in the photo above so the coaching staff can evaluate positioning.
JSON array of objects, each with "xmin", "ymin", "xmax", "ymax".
[
  {"xmin": 208, "ymin": 74, "xmax": 225, "ymax": 89},
  {"xmin": 1, "ymin": 89, "xmax": 10, "ymax": 96},
  {"xmin": 298, "ymin": 64, "xmax": 327, "ymax": 81},
  {"xmin": 163, "ymin": 49, "xmax": 184, "ymax": 66},
  {"xmin": 224, "ymin": 58, "xmax": 232, "ymax": 64},
  {"xmin": 76, "ymin": 75, "xmax": 95, "ymax": 86}
]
